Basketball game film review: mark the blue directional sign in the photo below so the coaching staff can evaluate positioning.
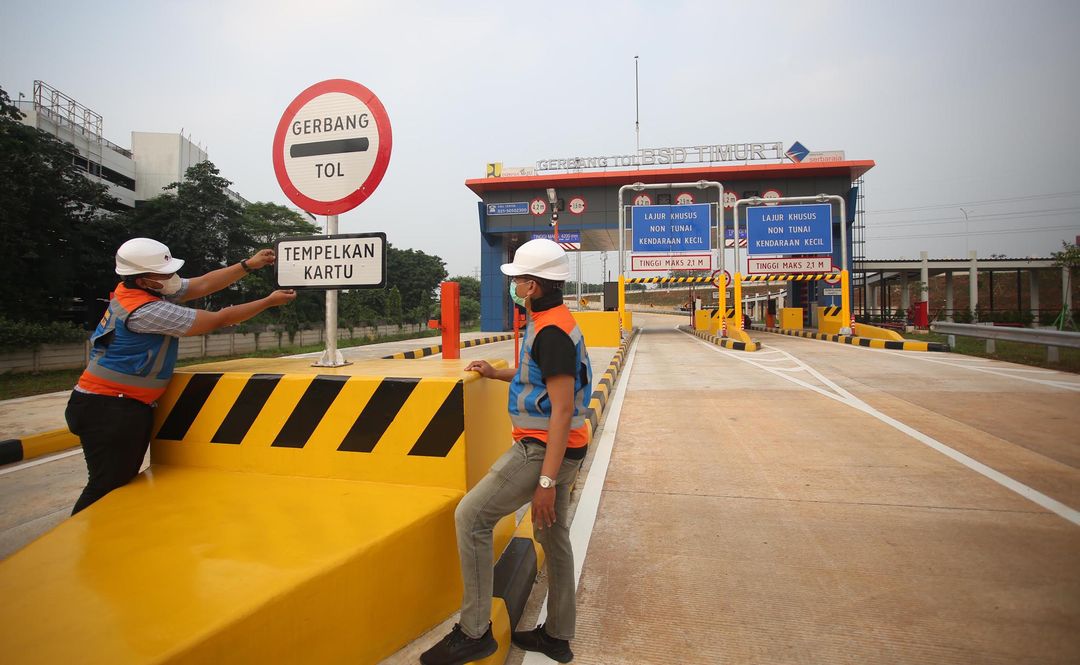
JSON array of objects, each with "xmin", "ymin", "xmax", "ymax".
[
  {"xmin": 632, "ymin": 204, "xmax": 710, "ymax": 252},
  {"xmin": 486, "ymin": 202, "xmax": 529, "ymax": 216},
  {"xmin": 531, "ymin": 231, "xmax": 581, "ymax": 243},
  {"xmin": 746, "ymin": 204, "xmax": 832, "ymax": 256}
]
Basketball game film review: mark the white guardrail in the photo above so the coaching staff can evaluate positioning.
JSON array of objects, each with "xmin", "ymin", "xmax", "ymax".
[{"xmin": 931, "ymin": 322, "xmax": 1080, "ymax": 363}]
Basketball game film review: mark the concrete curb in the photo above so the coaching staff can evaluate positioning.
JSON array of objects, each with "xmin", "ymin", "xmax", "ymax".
[
  {"xmin": 0, "ymin": 428, "xmax": 79, "ymax": 466},
  {"xmin": 489, "ymin": 327, "xmax": 640, "ymax": 641},
  {"xmin": 680, "ymin": 325, "xmax": 761, "ymax": 351},
  {"xmin": 380, "ymin": 334, "xmax": 514, "ymax": 359},
  {"xmin": 749, "ymin": 325, "xmax": 950, "ymax": 352}
]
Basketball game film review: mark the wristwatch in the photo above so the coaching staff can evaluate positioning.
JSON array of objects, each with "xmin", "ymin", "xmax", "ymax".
[
  {"xmin": 538, "ymin": 475, "xmax": 555, "ymax": 489},
  {"xmin": 240, "ymin": 259, "xmax": 254, "ymax": 273}
]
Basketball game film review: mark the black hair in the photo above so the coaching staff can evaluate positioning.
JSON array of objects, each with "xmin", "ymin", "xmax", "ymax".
[
  {"xmin": 122, "ymin": 274, "xmax": 154, "ymax": 292},
  {"xmin": 523, "ymin": 275, "xmax": 564, "ymax": 295}
]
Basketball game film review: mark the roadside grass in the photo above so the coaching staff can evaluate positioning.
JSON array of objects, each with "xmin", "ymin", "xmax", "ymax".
[
  {"xmin": 0, "ymin": 325, "xmax": 480, "ymax": 401},
  {"xmin": 904, "ymin": 331, "xmax": 1080, "ymax": 374}
]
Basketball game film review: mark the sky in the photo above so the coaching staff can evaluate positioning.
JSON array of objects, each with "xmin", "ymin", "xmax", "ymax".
[{"xmin": 3, "ymin": 0, "xmax": 1079, "ymax": 283}]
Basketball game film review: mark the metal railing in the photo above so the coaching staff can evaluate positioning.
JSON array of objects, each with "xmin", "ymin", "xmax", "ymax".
[{"xmin": 930, "ymin": 322, "xmax": 1080, "ymax": 363}]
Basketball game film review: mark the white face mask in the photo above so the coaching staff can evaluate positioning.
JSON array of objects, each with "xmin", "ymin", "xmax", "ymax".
[{"xmin": 154, "ymin": 274, "xmax": 183, "ymax": 296}]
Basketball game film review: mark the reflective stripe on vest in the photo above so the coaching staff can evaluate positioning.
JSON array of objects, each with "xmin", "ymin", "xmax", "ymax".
[
  {"xmin": 508, "ymin": 305, "xmax": 592, "ymax": 441},
  {"xmin": 77, "ymin": 284, "xmax": 180, "ymax": 404}
]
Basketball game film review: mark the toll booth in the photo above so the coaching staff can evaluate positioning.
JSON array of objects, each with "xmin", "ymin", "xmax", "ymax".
[{"xmin": 466, "ymin": 155, "xmax": 874, "ymax": 332}]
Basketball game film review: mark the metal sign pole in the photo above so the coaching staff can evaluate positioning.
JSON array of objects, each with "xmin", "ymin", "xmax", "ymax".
[
  {"xmin": 314, "ymin": 214, "xmax": 347, "ymax": 367},
  {"xmin": 617, "ymin": 180, "xmax": 724, "ymax": 330},
  {"xmin": 735, "ymin": 194, "xmax": 849, "ymax": 334}
]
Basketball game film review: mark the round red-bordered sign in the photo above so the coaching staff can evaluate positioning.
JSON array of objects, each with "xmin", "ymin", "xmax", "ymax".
[
  {"xmin": 675, "ymin": 191, "xmax": 695, "ymax": 205},
  {"xmin": 722, "ymin": 190, "xmax": 737, "ymax": 209},
  {"xmin": 762, "ymin": 189, "xmax": 781, "ymax": 206},
  {"xmin": 273, "ymin": 79, "xmax": 392, "ymax": 216},
  {"xmin": 633, "ymin": 193, "xmax": 653, "ymax": 206},
  {"xmin": 568, "ymin": 196, "xmax": 587, "ymax": 215},
  {"xmin": 529, "ymin": 198, "xmax": 548, "ymax": 215}
]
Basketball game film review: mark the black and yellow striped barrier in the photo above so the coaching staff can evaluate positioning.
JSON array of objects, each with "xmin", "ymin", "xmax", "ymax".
[
  {"xmin": 750, "ymin": 324, "xmax": 949, "ymax": 352},
  {"xmin": 0, "ymin": 357, "xmax": 521, "ymax": 664},
  {"xmin": 681, "ymin": 325, "xmax": 760, "ymax": 351},
  {"xmin": 743, "ymin": 273, "xmax": 836, "ymax": 282},
  {"xmin": 625, "ymin": 276, "xmax": 717, "ymax": 284},
  {"xmin": 381, "ymin": 333, "xmax": 513, "ymax": 359},
  {"xmin": 150, "ymin": 359, "xmax": 502, "ymax": 490},
  {"xmin": 584, "ymin": 328, "xmax": 639, "ymax": 435},
  {"xmin": 821, "ymin": 306, "xmax": 842, "ymax": 317},
  {"xmin": 0, "ymin": 428, "xmax": 79, "ymax": 466}
]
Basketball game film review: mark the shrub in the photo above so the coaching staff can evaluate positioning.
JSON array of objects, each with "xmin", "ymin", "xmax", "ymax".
[{"xmin": 0, "ymin": 317, "xmax": 87, "ymax": 352}]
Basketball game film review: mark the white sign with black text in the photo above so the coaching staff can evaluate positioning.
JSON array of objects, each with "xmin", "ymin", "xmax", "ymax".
[
  {"xmin": 747, "ymin": 256, "xmax": 833, "ymax": 274},
  {"xmin": 631, "ymin": 254, "xmax": 712, "ymax": 272},
  {"xmin": 275, "ymin": 233, "xmax": 386, "ymax": 289}
]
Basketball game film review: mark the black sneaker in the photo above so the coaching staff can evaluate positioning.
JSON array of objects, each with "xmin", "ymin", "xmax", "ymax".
[
  {"xmin": 511, "ymin": 623, "xmax": 573, "ymax": 663},
  {"xmin": 420, "ymin": 623, "xmax": 498, "ymax": 665}
]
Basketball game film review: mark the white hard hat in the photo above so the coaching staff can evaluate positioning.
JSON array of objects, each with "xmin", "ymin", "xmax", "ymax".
[
  {"xmin": 500, "ymin": 239, "xmax": 570, "ymax": 281},
  {"xmin": 115, "ymin": 238, "xmax": 186, "ymax": 276}
]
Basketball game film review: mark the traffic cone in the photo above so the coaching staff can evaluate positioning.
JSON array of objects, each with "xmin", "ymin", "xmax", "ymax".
[{"xmin": 850, "ymin": 314, "xmax": 857, "ymax": 335}]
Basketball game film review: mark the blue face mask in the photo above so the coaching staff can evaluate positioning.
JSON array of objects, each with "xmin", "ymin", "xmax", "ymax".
[{"xmin": 509, "ymin": 280, "xmax": 527, "ymax": 307}]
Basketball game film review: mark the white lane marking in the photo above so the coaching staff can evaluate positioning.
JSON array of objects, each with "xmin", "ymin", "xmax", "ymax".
[
  {"xmin": 761, "ymin": 330, "xmax": 1080, "ymax": 392},
  {"xmin": 523, "ymin": 339, "xmax": 639, "ymax": 652},
  {"xmin": 871, "ymin": 347, "xmax": 1080, "ymax": 392},
  {"xmin": 0, "ymin": 448, "xmax": 83, "ymax": 476},
  {"xmin": 688, "ymin": 332, "xmax": 1080, "ymax": 527}
]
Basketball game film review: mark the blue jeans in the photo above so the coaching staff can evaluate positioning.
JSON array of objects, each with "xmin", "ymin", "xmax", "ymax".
[{"xmin": 455, "ymin": 439, "xmax": 583, "ymax": 640}]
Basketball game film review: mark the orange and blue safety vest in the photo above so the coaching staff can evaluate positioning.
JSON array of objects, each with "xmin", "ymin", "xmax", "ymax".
[
  {"xmin": 77, "ymin": 284, "xmax": 180, "ymax": 404},
  {"xmin": 509, "ymin": 304, "xmax": 592, "ymax": 449}
]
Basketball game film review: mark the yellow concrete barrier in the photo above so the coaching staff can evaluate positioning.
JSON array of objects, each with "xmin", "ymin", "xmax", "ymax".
[
  {"xmin": 817, "ymin": 305, "xmax": 844, "ymax": 335},
  {"xmin": 694, "ymin": 309, "xmax": 711, "ymax": 332},
  {"xmin": 0, "ymin": 427, "xmax": 79, "ymax": 465},
  {"xmin": 780, "ymin": 307, "xmax": 803, "ymax": 330},
  {"xmin": 0, "ymin": 357, "xmax": 519, "ymax": 665},
  {"xmin": 571, "ymin": 311, "xmax": 622, "ymax": 347},
  {"xmin": 852, "ymin": 322, "xmax": 905, "ymax": 341},
  {"xmin": 726, "ymin": 327, "xmax": 755, "ymax": 345}
]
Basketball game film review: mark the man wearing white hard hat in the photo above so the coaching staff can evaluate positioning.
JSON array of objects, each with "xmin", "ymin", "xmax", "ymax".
[
  {"xmin": 66, "ymin": 238, "xmax": 296, "ymax": 514},
  {"xmin": 422, "ymin": 239, "xmax": 592, "ymax": 665}
]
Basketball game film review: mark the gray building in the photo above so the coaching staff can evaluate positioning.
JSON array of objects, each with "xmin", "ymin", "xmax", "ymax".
[{"xmin": 15, "ymin": 80, "xmax": 244, "ymax": 208}]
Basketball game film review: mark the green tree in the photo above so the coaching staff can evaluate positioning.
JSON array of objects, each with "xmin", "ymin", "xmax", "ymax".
[
  {"xmin": 386, "ymin": 286, "xmax": 403, "ymax": 325},
  {"xmin": 445, "ymin": 275, "xmax": 480, "ymax": 325},
  {"xmin": 1051, "ymin": 240, "xmax": 1079, "ymax": 330},
  {"xmin": 0, "ymin": 86, "xmax": 125, "ymax": 326},
  {"xmin": 459, "ymin": 297, "xmax": 481, "ymax": 323},
  {"xmin": 340, "ymin": 288, "xmax": 385, "ymax": 329},
  {"xmin": 228, "ymin": 202, "xmax": 320, "ymax": 328},
  {"xmin": 387, "ymin": 245, "xmax": 447, "ymax": 323},
  {"xmin": 127, "ymin": 161, "xmax": 242, "ymax": 289},
  {"xmin": 448, "ymin": 275, "xmax": 480, "ymax": 302},
  {"xmin": 1051, "ymin": 240, "xmax": 1080, "ymax": 272}
]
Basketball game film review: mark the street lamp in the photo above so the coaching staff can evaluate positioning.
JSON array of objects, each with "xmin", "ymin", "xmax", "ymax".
[
  {"xmin": 959, "ymin": 207, "xmax": 970, "ymax": 254},
  {"xmin": 546, "ymin": 188, "xmax": 559, "ymax": 239}
]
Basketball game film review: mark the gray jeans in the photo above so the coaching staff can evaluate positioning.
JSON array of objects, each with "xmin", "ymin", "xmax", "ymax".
[{"xmin": 455, "ymin": 439, "xmax": 584, "ymax": 640}]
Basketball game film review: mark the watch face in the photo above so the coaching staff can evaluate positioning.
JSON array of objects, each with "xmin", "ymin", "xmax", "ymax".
[{"xmin": 539, "ymin": 476, "xmax": 554, "ymax": 488}]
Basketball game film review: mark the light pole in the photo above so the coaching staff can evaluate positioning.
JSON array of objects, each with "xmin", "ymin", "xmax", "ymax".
[
  {"xmin": 959, "ymin": 207, "xmax": 970, "ymax": 254},
  {"xmin": 547, "ymin": 187, "xmax": 559, "ymax": 242}
]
